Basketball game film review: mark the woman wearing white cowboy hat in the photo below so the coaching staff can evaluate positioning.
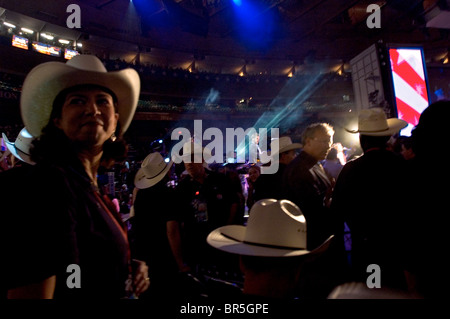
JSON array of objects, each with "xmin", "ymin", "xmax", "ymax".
[{"xmin": 5, "ymin": 55, "xmax": 149, "ymax": 299}]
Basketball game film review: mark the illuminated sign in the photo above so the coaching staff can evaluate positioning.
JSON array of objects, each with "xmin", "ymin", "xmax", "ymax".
[
  {"xmin": 32, "ymin": 41, "xmax": 61, "ymax": 57},
  {"xmin": 64, "ymin": 48, "xmax": 79, "ymax": 60},
  {"xmin": 12, "ymin": 35, "xmax": 29, "ymax": 50},
  {"xmin": 388, "ymin": 47, "xmax": 430, "ymax": 136}
]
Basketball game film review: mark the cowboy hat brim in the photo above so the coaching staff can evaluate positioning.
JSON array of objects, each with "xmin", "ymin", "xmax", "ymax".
[
  {"xmin": 1, "ymin": 133, "xmax": 34, "ymax": 165},
  {"xmin": 345, "ymin": 118, "xmax": 408, "ymax": 136},
  {"xmin": 207, "ymin": 225, "xmax": 334, "ymax": 257},
  {"xmin": 134, "ymin": 159, "xmax": 173, "ymax": 189},
  {"xmin": 20, "ymin": 59, "xmax": 140, "ymax": 137}
]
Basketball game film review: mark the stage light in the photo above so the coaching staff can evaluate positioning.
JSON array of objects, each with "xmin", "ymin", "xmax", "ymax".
[
  {"xmin": 41, "ymin": 33, "xmax": 54, "ymax": 40},
  {"xmin": 21, "ymin": 27, "xmax": 34, "ymax": 34},
  {"xmin": 58, "ymin": 39, "xmax": 70, "ymax": 44},
  {"xmin": 3, "ymin": 22, "xmax": 16, "ymax": 28},
  {"xmin": 230, "ymin": 0, "xmax": 280, "ymax": 51}
]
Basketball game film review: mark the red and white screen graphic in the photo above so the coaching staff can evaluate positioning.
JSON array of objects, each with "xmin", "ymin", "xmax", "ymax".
[{"xmin": 389, "ymin": 48, "xmax": 429, "ymax": 135}]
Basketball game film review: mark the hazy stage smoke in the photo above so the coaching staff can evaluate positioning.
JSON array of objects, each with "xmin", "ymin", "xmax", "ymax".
[
  {"xmin": 236, "ymin": 65, "xmax": 334, "ymax": 155},
  {"xmin": 205, "ymin": 88, "xmax": 220, "ymax": 106}
]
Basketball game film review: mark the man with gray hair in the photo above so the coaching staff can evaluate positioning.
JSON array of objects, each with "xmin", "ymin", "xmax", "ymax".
[
  {"xmin": 281, "ymin": 123, "xmax": 346, "ymax": 298},
  {"xmin": 283, "ymin": 123, "xmax": 335, "ymax": 250}
]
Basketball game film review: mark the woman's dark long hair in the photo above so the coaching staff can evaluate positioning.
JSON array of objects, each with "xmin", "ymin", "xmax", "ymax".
[{"xmin": 30, "ymin": 123, "xmax": 128, "ymax": 167}]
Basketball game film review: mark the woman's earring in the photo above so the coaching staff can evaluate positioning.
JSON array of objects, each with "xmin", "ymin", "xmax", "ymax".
[{"xmin": 110, "ymin": 133, "xmax": 117, "ymax": 142}]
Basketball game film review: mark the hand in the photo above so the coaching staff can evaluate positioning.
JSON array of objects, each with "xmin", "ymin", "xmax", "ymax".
[{"xmin": 132, "ymin": 259, "xmax": 150, "ymax": 296}]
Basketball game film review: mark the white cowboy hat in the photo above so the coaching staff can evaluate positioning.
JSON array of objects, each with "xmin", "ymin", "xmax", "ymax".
[
  {"xmin": 207, "ymin": 199, "xmax": 333, "ymax": 257},
  {"xmin": 20, "ymin": 54, "xmax": 140, "ymax": 137},
  {"xmin": 345, "ymin": 108, "xmax": 407, "ymax": 136},
  {"xmin": 134, "ymin": 152, "xmax": 173, "ymax": 189},
  {"xmin": 270, "ymin": 136, "xmax": 302, "ymax": 157},
  {"xmin": 2, "ymin": 127, "xmax": 35, "ymax": 165}
]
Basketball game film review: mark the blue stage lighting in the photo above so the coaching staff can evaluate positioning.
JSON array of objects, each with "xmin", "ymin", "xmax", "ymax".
[{"xmin": 229, "ymin": 0, "xmax": 281, "ymax": 51}]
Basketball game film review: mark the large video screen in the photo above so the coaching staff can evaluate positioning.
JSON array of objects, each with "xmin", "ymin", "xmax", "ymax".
[
  {"xmin": 12, "ymin": 35, "xmax": 29, "ymax": 50},
  {"xmin": 32, "ymin": 41, "xmax": 61, "ymax": 57},
  {"xmin": 64, "ymin": 48, "xmax": 79, "ymax": 60},
  {"xmin": 388, "ymin": 46, "xmax": 430, "ymax": 136}
]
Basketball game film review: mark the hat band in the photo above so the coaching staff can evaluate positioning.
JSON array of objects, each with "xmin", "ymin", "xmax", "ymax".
[
  {"xmin": 221, "ymin": 230, "xmax": 306, "ymax": 251},
  {"xmin": 144, "ymin": 164, "xmax": 168, "ymax": 180},
  {"xmin": 358, "ymin": 127, "xmax": 390, "ymax": 133},
  {"xmin": 15, "ymin": 145, "xmax": 31, "ymax": 156},
  {"xmin": 243, "ymin": 240, "xmax": 306, "ymax": 251}
]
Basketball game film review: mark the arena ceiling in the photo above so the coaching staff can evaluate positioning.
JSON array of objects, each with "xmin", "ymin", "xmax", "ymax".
[{"xmin": 0, "ymin": 0, "xmax": 449, "ymax": 75}]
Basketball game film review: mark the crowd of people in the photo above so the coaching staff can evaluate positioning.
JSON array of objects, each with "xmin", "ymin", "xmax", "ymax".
[{"xmin": 1, "ymin": 54, "xmax": 448, "ymax": 302}]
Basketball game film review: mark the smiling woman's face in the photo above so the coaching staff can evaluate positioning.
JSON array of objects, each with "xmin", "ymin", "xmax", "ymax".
[{"xmin": 54, "ymin": 86, "xmax": 119, "ymax": 147}]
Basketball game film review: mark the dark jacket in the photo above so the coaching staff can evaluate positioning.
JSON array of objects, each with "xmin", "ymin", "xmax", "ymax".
[
  {"xmin": 282, "ymin": 150, "xmax": 334, "ymax": 250},
  {"xmin": 331, "ymin": 148, "xmax": 407, "ymax": 288}
]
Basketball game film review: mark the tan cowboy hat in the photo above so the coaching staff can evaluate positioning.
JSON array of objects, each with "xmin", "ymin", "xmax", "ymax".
[
  {"xmin": 207, "ymin": 199, "xmax": 333, "ymax": 257},
  {"xmin": 2, "ymin": 127, "xmax": 35, "ymax": 165},
  {"xmin": 346, "ymin": 108, "xmax": 407, "ymax": 136},
  {"xmin": 20, "ymin": 54, "xmax": 140, "ymax": 137},
  {"xmin": 270, "ymin": 136, "xmax": 302, "ymax": 157},
  {"xmin": 134, "ymin": 152, "xmax": 173, "ymax": 189}
]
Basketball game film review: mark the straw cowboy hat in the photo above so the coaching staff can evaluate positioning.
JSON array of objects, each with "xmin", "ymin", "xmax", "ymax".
[
  {"xmin": 270, "ymin": 136, "xmax": 302, "ymax": 157},
  {"xmin": 134, "ymin": 152, "xmax": 173, "ymax": 189},
  {"xmin": 207, "ymin": 199, "xmax": 333, "ymax": 257},
  {"xmin": 346, "ymin": 108, "xmax": 407, "ymax": 136},
  {"xmin": 2, "ymin": 127, "xmax": 35, "ymax": 165},
  {"xmin": 20, "ymin": 54, "xmax": 140, "ymax": 137}
]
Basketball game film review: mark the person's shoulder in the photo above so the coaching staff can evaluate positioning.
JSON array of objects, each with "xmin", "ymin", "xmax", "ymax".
[
  {"xmin": 342, "ymin": 152, "xmax": 365, "ymax": 169},
  {"xmin": 285, "ymin": 152, "xmax": 315, "ymax": 176},
  {"xmin": 284, "ymin": 153, "xmax": 301, "ymax": 172}
]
